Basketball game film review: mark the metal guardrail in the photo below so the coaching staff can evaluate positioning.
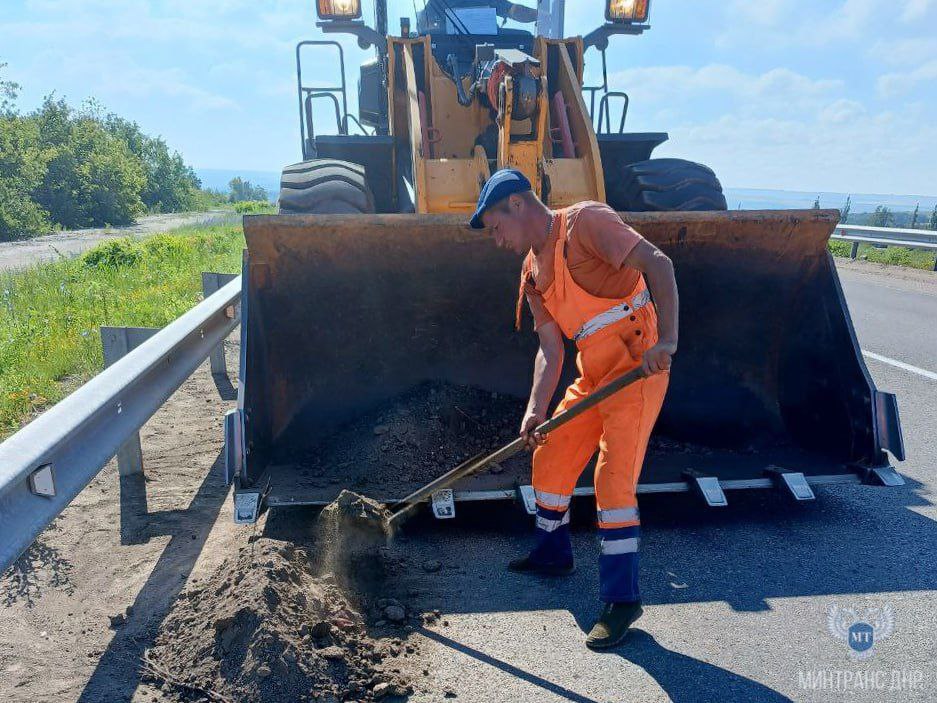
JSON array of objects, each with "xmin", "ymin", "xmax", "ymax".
[
  {"xmin": 0, "ymin": 275, "xmax": 242, "ymax": 574},
  {"xmin": 832, "ymin": 224, "xmax": 937, "ymax": 271}
]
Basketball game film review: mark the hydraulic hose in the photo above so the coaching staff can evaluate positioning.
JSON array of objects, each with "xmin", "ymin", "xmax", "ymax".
[{"xmin": 448, "ymin": 54, "xmax": 477, "ymax": 107}]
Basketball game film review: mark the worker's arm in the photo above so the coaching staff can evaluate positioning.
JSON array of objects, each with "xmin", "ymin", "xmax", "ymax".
[
  {"xmin": 520, "ymin": 320, "xmax": 564, "ymax": 449},
  {"xmin": 622, "ymin": 239, "xmax": 679, "ymax": 375}
]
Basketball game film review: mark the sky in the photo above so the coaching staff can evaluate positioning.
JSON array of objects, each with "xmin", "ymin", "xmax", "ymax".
[{"xmin": 2, "ymin": 0, "xmax": 936, "ymax": 195}]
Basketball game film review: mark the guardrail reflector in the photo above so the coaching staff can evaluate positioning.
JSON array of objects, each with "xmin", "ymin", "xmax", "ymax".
[{"xmin": 28, "ymin": 464, "xmax": 56, "ymax": 497}]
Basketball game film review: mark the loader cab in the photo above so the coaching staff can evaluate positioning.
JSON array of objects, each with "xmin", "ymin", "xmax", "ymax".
[{"xmin": 414, "ymin": 2, "xmax": 536, "ymax": 82}]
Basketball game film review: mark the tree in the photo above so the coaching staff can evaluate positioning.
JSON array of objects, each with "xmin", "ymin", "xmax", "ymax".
[
  {"xmin": 910, "ymin": 203, "xmax": 920, "ymax": 229},
  {"xmin": 0, "ymin": 114, "xmax": 52, "ymax": 239},
  {"xmin": 228, "ymin": 177, "xmax": 267, "ymax": 203},
  {"xmin": 930, "ymin": 205, "xmax": 937, "ymax": 230},
  {"xmin": 1, "ymin": 63, "xmax": 20, "ymax": 116},
  {"xmin": 869, "ymin": 205, "xmax": 893, "ymax": 228},
  {"xmin": 105, "ymin": 114, "xmax": 202, "ymax": 213},
  {"xmin": 841, "ymin": 195, "xmax": 851, "ymax": 224},
  {"xmin": 32, "ymin": 97, "xmax": 145, "ymax": 229},
  {"xmin": 812, "ymin": 195, "xmax": 821, "ymax": 209}
]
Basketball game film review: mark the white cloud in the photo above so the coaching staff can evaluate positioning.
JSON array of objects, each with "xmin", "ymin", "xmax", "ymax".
[
  {"xmin": 878, "ymin": 59, "xmax": 937, "ymax": 96},
  {"xmin": 879, "ymin": 59, "xmax": 937, "ymax": 95},
  {"xmin": 655, "ymin": 106, "xmax": 937, "ymax": 194},
  {"xmin": 607, "ymin": 62, "xmax": 934, "ymax": 193},
  {"xmin": 900, "ymin": 0, "xmax": 933, "ymax": 22},
  {"xmin": 818, "ymin": 98, "xmax": 866, "ymax": 124},
  {"xmin": 718, "ymin": 0, "xmax": 882, "ymax": 48},
  {"xmin": 20, "ymin": 47, "xmax": 239, "ymax": 112},
  {"xmin": 869, "ymin": 37, "xmax": 937, "ymax": 66},
  {"xmin": 608, "ymin": 64, "xmax": 843, "ymax": 120},
  {"xmin": 828, "ymin": 0, "xmax": 877, "ymax": 38},
  {"xmin": 5, "ymin": 1, "xmax": 304, "ymax": 53},
  {"xmin": 727, "ymin": 0, "xmax": 792, "ymax": 27}
]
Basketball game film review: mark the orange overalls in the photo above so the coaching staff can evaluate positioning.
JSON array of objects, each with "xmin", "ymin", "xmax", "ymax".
[{"xmin": 526, "ymin": 209, "xmax": 670, "ymax": 603}]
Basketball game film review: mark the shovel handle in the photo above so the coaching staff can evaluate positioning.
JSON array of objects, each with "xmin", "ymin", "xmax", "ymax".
[{"xmin": 387, "ymin": 366, "xmax": 648, "ymax": 526}]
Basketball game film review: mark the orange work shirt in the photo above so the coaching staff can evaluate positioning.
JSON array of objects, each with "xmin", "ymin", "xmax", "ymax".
[{"xmin": 519, "ymin": 201, "xmax": 645, "ymax": 331}]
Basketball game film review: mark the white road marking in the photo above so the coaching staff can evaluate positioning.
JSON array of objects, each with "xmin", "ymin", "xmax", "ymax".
[{"xmin": 863, "ymin": 350, "xmax": 937, "ymax": 381}]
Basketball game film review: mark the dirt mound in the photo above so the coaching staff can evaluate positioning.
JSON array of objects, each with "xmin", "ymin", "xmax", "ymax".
[{"xmin": 145, "ymin": 538, "xmax": 416, "ymax": 702}]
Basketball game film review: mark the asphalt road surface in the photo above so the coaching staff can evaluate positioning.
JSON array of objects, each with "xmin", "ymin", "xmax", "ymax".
[
  {"xmin": 373, "ymin": 260, "xmax": 937, "ymax": 703},
  {"xmin": 0, "ymin": 211, "xmax": 236, "ymax": 272}
]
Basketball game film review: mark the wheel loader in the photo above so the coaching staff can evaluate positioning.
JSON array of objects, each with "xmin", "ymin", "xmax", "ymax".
[{"xmin": 226, "ymin": 0, "xmax": 905, "ymax": 524}]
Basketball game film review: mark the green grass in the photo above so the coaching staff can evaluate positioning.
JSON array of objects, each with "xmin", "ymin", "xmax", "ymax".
[
  {"xmin": 829, "ymin": 240, "xmax": 937, "ymax": 270},
  {"xmin": 232, "ymin": 200, "xmax": 276, "ymax": 215},
  {"xmin": 0, "ymin": 223, "xmax": 244, "ymax": 438}
]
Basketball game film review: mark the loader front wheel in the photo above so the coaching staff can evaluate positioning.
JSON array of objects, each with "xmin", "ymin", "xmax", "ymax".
[
  {"xmin": 606, "ymin": 158, "xmax": 728, "ymax": 212},
  {"xmin": 277, "ymin": 159, "xmax": 376, "ymax": 214}
]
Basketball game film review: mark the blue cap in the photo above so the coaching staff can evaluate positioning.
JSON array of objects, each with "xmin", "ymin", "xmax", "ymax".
[{"xmin": 469, "ymin": 168, "xmax": 532, "ymax": 229}]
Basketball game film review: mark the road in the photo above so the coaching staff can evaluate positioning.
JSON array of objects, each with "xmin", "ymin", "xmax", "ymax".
[
  {"xmin": 0, "ymin": 211, "xmax": 237, "ymax": 272},
  {"xmin": 837, "ymin": 261, "xmax": 937, "ymax": 378}
]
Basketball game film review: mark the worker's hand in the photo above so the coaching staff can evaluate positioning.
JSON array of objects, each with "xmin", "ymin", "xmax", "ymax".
[
  {"xmin": 641, "ymin": 340, "xmax": 677, "ymax": 376},
  {"xmin": 520, "ymin": 410, "xmax": 547, "ymax": 451}
]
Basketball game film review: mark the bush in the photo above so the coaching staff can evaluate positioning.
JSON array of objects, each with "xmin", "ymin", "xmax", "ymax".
[
  {"xmin": 192, "ymin": 188, "xmax": 229, "ymax": 210},
  {"xmin": 104, "ymin": 114, "xmax": 202, "ymax": 213},
  {"xmin": 33, "ymin": 99, "xmax": 146, "ymax": 229},
  {"xmin": 829, "ymin": 241, "xmax": 937, "ymax": 270},
  {"xmin": 141, "ymin": 232, "xmax": 191, "ymax": 260},
  {"xmin": 0, "ymin": 109, "xmax": 52, "ymax": 239},
  {"xmin": 233, "ymin": 200, "xmax": 275, "ymax": 214},
  {"xmin": 82, "ymin": 238, "xmax": 143, "ymax": 269}
]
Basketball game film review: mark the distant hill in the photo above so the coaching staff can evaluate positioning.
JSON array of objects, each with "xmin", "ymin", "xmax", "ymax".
[
  {"xmin": 196, "ymin": 170, "xmax": 936, "ymax": 221},
  {"xmin": 724, "ymin": 187, "xmax": 937, "ymax": 215}
]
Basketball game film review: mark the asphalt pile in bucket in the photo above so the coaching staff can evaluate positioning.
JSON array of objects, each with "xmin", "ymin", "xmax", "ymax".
[
  {"xmin": 292, "ymin": 381, "xmax": 529, "ymax": 498},
  {"xmin": 145, "ymin": 537, "xmax": 418, "ymax": 702}
]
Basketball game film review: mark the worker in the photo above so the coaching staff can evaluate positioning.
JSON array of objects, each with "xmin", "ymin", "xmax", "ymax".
[{"xmin": 470, "ymin": 169, "xmax": 677, "ymax": 649}]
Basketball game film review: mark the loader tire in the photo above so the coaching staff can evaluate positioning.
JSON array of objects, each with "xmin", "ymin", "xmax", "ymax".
[
  {"xmin": 606, "ymin": 158, "xmax": 727, "ymax": 212},
  {"xmin": 277, "ymin": 159, "xmax": 376, "ymax": 214}
]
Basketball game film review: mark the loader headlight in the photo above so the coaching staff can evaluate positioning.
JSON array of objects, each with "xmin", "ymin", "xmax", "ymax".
[
  {"xmin": 316, "ymin": 0, "xmax": 362, "ymax": 21},
  {"xmin": 606, "ymin": 0, "xmax": 650, "ymax": 23}
]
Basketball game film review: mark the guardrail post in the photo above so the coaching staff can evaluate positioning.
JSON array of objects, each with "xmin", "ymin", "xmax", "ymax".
[
  {"xmin": 850, "ymin": 241, "xmax": 859, "ymax": 259},
  {"xmin": 101, "ymin": 327, "xmax": 159, "ymax": 476},
  {"xmin": 202, "ymin": 273, "xmax": 239, "ymax": 376}
]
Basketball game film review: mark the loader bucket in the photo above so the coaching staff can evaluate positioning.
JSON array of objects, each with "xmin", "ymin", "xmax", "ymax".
[{"xmin": 240, "ymin": 210, "xmax": 894, "ymax": 505}]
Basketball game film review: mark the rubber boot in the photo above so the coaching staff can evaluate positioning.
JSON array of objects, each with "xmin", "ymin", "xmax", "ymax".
[{"xmin": 585, "ymin": 601, "xmax": 643, "ymax": 650}]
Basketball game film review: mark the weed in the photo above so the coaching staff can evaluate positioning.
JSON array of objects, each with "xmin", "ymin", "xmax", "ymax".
[{"xmin": 233, "ymin": 200, "xmax": 276, "ymax": 215}]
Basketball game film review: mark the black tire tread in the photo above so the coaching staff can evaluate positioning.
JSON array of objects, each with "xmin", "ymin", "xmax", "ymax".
[
  {"xmin": 606, "ymin": 158, "xmax": 727, "ymax": 212},
  {"xmin": 277, "ymin": 159, "xmax": 375, "ymax": 215}
]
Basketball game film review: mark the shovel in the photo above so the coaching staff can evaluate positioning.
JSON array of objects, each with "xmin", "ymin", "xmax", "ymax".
[{"xmin": 387, "ymin": 366, "xmax": 648, "ymax": 528}]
